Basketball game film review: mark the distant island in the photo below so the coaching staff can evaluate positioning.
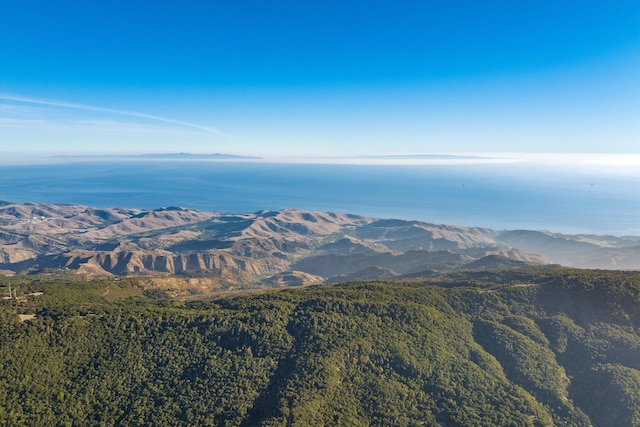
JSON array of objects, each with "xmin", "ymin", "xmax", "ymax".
[
  {"xmin": 50, "ymin": 153, "xmax": 486, "ymax": 161},
  {"xmin": 339, "ymin": 154, "xmax": 489, "ymax": 160},
  {"xmin": 51, "ymin": 152, "xmax": 261, "ymax": 160}
]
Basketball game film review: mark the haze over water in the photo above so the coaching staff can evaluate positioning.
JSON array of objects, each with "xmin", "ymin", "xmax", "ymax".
[{"xmin": 1, "ymin": 157, "xmax": 638, "ymax": 236}]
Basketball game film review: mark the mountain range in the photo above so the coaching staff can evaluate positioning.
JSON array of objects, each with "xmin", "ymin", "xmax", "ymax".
[{"xmin": 1, "ymin": 202, "xmax": 638, "ymax": 290}]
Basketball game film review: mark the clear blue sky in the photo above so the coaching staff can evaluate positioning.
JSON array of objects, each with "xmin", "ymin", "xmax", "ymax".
[{"xmin": 1, "ymin": 0, "xmax": 639, "ymax": 158}]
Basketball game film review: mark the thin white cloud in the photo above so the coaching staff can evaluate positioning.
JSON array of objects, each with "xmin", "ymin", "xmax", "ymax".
[
  {"xmin": 0, "ymin": 117, "xmax": 199, "ymax": 135},
  {"xmin": 0, "ymin": 93, "xmax": 226, "ymax": 136}
]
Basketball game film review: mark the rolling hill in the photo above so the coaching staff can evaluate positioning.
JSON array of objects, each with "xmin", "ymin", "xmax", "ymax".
[{"xmin": 1, "ymin": 203, "xmax": 638, "ymax": 293}]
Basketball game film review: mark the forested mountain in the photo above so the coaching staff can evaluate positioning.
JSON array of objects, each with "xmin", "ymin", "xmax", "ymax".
[{"xmin": 2, "ymin": 268, "xmax": 639, "ymax": 426}]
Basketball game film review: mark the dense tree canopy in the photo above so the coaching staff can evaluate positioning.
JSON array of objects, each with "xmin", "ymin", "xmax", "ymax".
[{"xmin": 1, "ymin": 268, "xmax": 639, "ymax": 426}]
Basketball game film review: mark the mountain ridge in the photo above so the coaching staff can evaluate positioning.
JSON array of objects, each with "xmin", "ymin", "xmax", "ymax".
[{"xmin": 1, "ymin": 203, "xmax": 639, "ymax": 291}]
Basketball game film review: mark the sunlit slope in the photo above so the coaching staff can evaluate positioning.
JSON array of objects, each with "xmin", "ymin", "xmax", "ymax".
[
  {"xmin": 1, "ymin": 269, "xmax": 639, "ymax": 426},
  {"xmin": 1, "ymin": 203, "xmax": 639, "ymax": 285}
]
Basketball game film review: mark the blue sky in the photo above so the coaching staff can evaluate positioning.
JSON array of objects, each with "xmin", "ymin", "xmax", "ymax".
[{"xmin": 1, "ymin": 1, "xmax": 639, "ymax": 158}]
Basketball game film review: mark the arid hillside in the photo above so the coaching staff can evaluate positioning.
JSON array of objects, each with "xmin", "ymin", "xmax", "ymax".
[{"xmin": 1, "ymin": 203, "xmax": 638, "ymax": 285}]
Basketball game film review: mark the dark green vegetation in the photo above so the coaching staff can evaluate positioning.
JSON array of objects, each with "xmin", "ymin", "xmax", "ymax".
[{"xmin": 1, "ymin": 268, "xmax": 639, "ymax": 426}]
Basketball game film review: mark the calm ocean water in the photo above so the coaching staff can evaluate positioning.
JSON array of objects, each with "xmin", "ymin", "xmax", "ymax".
[{"xmin": 1, "ymin": 161, "xmax": 638, "ymax": 235}]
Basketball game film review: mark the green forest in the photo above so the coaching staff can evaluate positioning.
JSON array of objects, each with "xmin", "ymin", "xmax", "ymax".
[{"xmin": 1, "ymin": 268, "xmax": 639, "ymax": 426}]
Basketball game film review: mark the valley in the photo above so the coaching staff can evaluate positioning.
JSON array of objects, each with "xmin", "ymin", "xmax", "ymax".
[{"xmin": 1, "ymin": 202, "xmax": 638, "ymax": 298}]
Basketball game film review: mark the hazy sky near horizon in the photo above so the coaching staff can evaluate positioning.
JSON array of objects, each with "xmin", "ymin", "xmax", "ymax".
[{"xmin": 1, "ymin": 1, "xmax": 639, "ymax": 158}]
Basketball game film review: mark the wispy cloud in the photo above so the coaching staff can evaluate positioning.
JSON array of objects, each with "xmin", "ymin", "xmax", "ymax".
[
  {"xmin": 0, "ymin": 93, "xmax": 226, "ymax": 136},
  {"xmin": 0, "ymin": 117, "xmax": 201, "ymax": 135}
]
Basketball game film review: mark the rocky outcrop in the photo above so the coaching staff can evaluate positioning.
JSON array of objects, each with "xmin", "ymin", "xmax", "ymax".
[{"xmin": 9, "ymin": 250, "xmax": 288, "ymax": 279}]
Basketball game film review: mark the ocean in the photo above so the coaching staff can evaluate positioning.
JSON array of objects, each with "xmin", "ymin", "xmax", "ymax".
[{"xmin": 1, "ymin": 160, "xmax": 638, "ymax": 235}]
